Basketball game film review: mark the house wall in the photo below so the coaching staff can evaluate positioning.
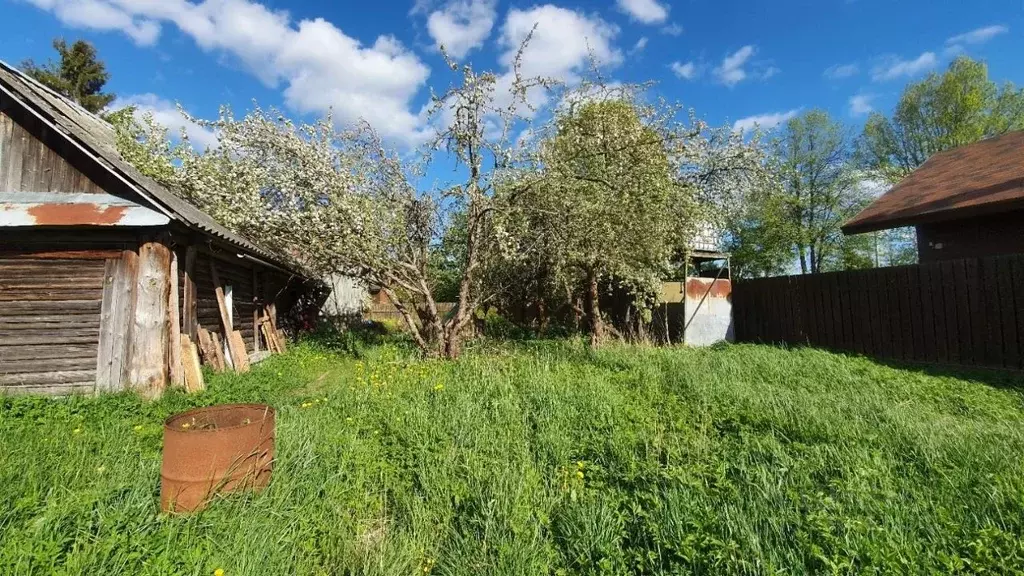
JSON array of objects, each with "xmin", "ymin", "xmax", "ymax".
[
  {"xmin": 0, "ymin": 229, "xmax": 138, "ymax": 395},
  {"xmin": 0, "ymin": 107, "xmax": 105, "ymax": 194},
  {"xmin": 917, "ymin": 209, "xmax": 1024, "ymax": 263}
]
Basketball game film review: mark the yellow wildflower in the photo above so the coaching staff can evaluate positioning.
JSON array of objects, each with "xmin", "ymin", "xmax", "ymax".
[
  {"xmin": 301, "ymin": 402, "xmax": 312, "ymax": 408},
  {"xmin": 181, "ymin": 422, "xmax": 192, "ymax": 429},
  {"xmin": 96, "ymin": 465, "xmax": 106, "ymax": 474},
  {"xmin": 214, "ymin": 569, "xmax": 225, "ymax": 576},
  {"xmin": 72, "ymin": 428, "xmax": 82, "ymax": 435},
  {"xmin": 576, "ymin": 471, "xmax": 584, "ymax": 480},
  {"xmin": 433, "ymin": 384, "xmax": 444, "ymax": 391},
  {"xmin": 134, "ymin": 425, "xmax": 143, "ymax": 431},
  {"xmin": 345, "ymin": 417, "xmax": 353, "ymax": 423}
]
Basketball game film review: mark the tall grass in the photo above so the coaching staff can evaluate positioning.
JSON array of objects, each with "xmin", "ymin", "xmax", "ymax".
[{"xmin": 3, "ymin": 339, "xmax": 1024, "ymax": 574}]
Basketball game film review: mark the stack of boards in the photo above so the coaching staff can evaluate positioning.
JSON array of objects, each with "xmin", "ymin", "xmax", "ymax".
[{"xmin": 175, "ymin": 262, "xmax": 288, "ymax": 393}]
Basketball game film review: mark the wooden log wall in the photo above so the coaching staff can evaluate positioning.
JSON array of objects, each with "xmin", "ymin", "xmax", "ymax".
[
  {"xmin": 178, "ymin": 250, "xmax": 260, "ymax": 350},
  {"xmin": 0, "ymin": 231, "xmax": 136, "ymax": 394},
  {"xmin": 733, "ymin": 253, "xmax": 1024, "ymax": 371}
]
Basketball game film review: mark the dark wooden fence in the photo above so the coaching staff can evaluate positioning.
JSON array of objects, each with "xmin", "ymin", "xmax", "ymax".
[{"xmin": 733, "ymin": 253, "xmax": 1024, "ymax": 370}]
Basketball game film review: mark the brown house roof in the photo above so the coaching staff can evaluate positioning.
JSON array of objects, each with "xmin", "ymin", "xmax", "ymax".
[
  {"xmin": 842, "ymin": 130, "xmax": 1024, "ymax": 235},
  {"xmin": 0, "ymin": 59, "xmax": 305, "ymax": 276}
]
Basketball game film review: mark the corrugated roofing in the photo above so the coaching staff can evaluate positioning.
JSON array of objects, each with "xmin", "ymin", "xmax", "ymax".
[
  {"xmin": 842, "ymin": 130, "xmax": 1024, "ymax": 235},
  {"xmin": 0, "ymin": 59, "xmax": 304, "ymax": 276}
]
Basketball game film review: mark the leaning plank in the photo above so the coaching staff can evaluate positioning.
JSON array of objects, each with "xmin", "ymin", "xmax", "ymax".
[
  {"xmin": 182, "ymin": 246, "xmax": 197, "ymax": 340},
  {"xmin": 196, "ymin": 328, "xmax": 224, "ymax": 372},
  {"xmin": 228, "ymin": 330, "xmax": 251, "ymax": 373},
  {"xmin": 168, "ymin": 249, "xmax": 183, "ymax": 388},
  {"xmin": 211, "ymin": 330, "xmax": 228, "ymax": 370},
  {"xmin": 209, "ymin": 259, "xmax": 246, "ymax": 371},
  {"xmin": 127, "ymin": 241, "xmax": 171, "ymax": 399},
  {"xmin": 180, "ymin": 334, "xmax": 205, "ymax": 392}
]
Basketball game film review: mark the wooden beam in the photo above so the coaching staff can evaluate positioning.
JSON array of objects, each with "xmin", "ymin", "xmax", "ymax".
[
  {"xmin": 196, "ymin": 327, "xmax": 224, "ymax": 372},
  {"xmin": 229, "ymin": 330, "xmax": 250, "ymax": 372},
  {"xmin": 127, "ymin": 241, "xmax": 171, "ymax": 399},
  {"xmin": 182, "ymin": 245, "xmax": 197, "ymax": 340},
  {"xmin": 209, "ymin": 258, "xmax": 246, "ymax": 371},
  {"xmin": 252, "ymin": 267, "xmax": 261, "ymax": 353},
  {"xmin": 168, "ymin": 249, "xmax": 183, "ymax": 388}
]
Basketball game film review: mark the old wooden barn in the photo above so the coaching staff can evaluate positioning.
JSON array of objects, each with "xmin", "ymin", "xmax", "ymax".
[{"xmin": 0, "ymin": 60, "xmax": 310, "ymax": 397}]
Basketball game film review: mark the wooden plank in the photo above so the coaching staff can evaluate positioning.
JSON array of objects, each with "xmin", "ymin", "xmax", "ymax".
[
  {"xmin": 930, "ymin": 262, "xmax": 949, "ymax": 364},
  {"xmin": 951, "ymin": 259, "xmax": 973, "ymax": 365},
  {"xmin": 180, "ymin": 334, "xmax": 205, "ymax": 393},
  {"xmin": 0, "ymin": 370, "xmax": 96, "ymax": 386},
  {"xmin": 0, "ymin": 383, "xmax": 95, "ymax": 396},
  {"xmin": 0, "ymin": 290, "xmax": 103, "ymax": 302},
  {"xmin": 917, "ymin": 263, "xmax": 937, "ymax": 362},
  {"xmin": 981, "ymin": 257, "xmax": 1005, "ymax": 368},
  {"xmin": 939, "ymin": 260, "xmax": 961, "ymax": 365},
  {"xmin": 95, "ymin": 250, "xmax": 137, "ymax": 393},
  {"xmin": 0, "ymin": 249, "xmax": 123, "ymax": 260},
  {"xmin": 3, "ymin": 113, "xmax": 26, "ymax": 192},
  {"xmin": 168, "ymin": 249, "xmax": 183, "ymax": 388},
  {"xmin": 907, "ymin": 265, "xmax": 925, "ymax": 362},
  {"xmin": 0, "ymin": 334, "xmax": 101, "ymax": 346},
  {"xmin": 0, "ymin": 112, "xmax": 12, "ymax": 187},
  {"xmin": 128, "ymin": 241, "xmax": 171, "ymax": 398},
  {"xmin": 211, "ymin": 330, "xmax": 227, "ymax": 369},
  {"xmin": 196, "ymin": 327, "xmax": 224, "ymax": 372},
  {"xmin": 965, "ymin": 257, "xmax": 988, "ymax": 367},
  {"xmin": 0, "ymin": 327, "xmax": 99, "ymax": 337},
  {"xmin": 182, "ymin": 245, "xmax": 197, "ymax": 341},
  {"xmin": 1011, "ymin": 255, "xmax": 1024, "ymax": 370},
  {"xmin": 209, "ymin": 259, "xmax": 246, "ymax": 371},
  {"xmin": 0, "ymin": 313, "xmax": 100, "ymax": 325},
  {"xmin": 995, "ymin": 255, "xmax": 1019, "ymax": 369},
  {"xmin": 228, "ymin": 330, "xmax": 250, "ymax": 373}
]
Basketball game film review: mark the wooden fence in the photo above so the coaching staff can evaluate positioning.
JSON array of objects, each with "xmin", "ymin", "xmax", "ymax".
[{"xmin": 733, "ymin": 253, "xmax": 1024, "ymax": 370}]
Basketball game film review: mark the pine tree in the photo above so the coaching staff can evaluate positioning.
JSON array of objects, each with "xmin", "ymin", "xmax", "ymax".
[{"xmin": 21, "ymin": 39, "xmax": 116, "ymax": 113}]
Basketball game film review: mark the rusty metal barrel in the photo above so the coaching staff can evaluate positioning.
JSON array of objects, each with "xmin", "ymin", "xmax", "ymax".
[{"xmin": 160, "ymin": 403, "xmax": 275, "ymax": 513}]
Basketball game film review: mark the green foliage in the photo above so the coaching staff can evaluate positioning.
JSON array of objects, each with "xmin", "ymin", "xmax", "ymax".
[
  {"xmin": 21, "ymin": 39, "xmax": 116, "ymax": 113},
  {"xmin": 861, "ymin": 56, "xmax": 1024, "ymax": 183},
  {"xmin": 4, "ymin": 341, "xmax": 1024, "ymax": 574}
]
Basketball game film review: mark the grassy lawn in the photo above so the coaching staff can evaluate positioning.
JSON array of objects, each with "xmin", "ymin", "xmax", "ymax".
[{"xmin": 3, "ymin": 338, "xmax": 1024, "ymax": 575}]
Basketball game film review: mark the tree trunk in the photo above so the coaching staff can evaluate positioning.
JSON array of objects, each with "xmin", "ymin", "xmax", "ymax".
[
  {"xmin": 798, "ymin": 245, "xmax": 808, "ymax": 275},
  {"xmin": 585, "ymin": 267, "xmax": 604, "ymax": 346}
]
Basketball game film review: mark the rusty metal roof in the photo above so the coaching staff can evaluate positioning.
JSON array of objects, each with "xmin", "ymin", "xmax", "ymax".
[
  {"xmin": 842, "ymin": 130, "xmax": 1024, "ymax": 235},
  {"xmin": 0, "ymin": 60, "xmax": 305, "ymax": 276}
]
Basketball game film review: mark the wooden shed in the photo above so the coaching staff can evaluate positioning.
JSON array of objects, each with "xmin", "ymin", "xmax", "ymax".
[
  {"xmin": 0, "ymin": 60, "xmax": 310, "ymax": 397},
  {"xmin": 843, "ymin": 131, "xmax": 1024, "ymax": 262}
]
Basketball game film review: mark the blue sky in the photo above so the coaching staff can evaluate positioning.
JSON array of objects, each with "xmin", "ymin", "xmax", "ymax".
[{"xmin": 2, "ymin": 0, "xmax": 1022, "ymax": 153}]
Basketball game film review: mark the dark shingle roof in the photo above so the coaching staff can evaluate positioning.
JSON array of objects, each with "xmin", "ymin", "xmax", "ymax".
[
  {"xmin": 842, "ymin": 130, "xmax": 1024, "ymax": 234},
  {"xmin": 0, "ymin": 59, "xmax": 304, "ymax": 276}
]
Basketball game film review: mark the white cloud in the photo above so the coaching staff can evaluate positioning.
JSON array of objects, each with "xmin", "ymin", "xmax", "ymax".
[
  {"xmin": 24, "ymin": 0, "xmax": 432, "ymax": 146},
  {"xmin": 116, "ymin": 93, "xmax": 218, "ymax": 149},
  {"xmin": 425, "ymin": 0, "xmax": 497, "ymax": 59},
  {"xmin": 946, "ymin": 24, "xmax": 1008, "ymax": 46},
  {"xmin": 848, "ymin": 94, "xmax": 874, "ymax": 116},
  {"xmin": 26, "ymin": 0, "xmax": 161, "ymax": 45},
  {"xmin": 630, "ymin": 36, "xmax": 648, "ymax": 54},
  {"xmin": 670, "ymin": 60, "xmax": 697, "ymax": 80},
  {"xmin": 714, "ymin": 45, "xmax": 755, "ymax": 86},
  {"xmin": 824, "ymin": 63, "xmax": 859, "ymax": 79},
  {"xmin": 660, "ymin": 22, "xmax": 682, "ymax": 36},
  {"xmin": 616, "ymin": 0, "xmax": 669, "ymax": 25},
  {"xmin": 760, "ymin": 66, "xmax": 779, "ymax": 80},
  {"xmin": 732, "ymin": 108, "xmax": 799, "ymax": 134},
  {"xmin": 871, "ymin": 52, "xmax": 937, "ymax": 82},
  {"xmin": 498, "ymin": 5, "xmax": 621, "ymax": 82}
]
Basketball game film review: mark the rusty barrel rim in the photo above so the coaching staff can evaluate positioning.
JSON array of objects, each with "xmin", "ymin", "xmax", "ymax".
[{"xmin": 164, "ymin": 403, "xmax": 275, "ymax": 433}]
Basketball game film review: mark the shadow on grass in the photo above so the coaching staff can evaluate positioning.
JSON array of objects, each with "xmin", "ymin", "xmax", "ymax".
[{"xmin": 743, "ymin": 340, "xmax": 1024, "ymax": 392}]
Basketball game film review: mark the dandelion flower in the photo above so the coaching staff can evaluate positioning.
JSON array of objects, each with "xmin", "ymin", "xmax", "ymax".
[
  {"xmin": 96, "ymin": 465, "xmax": 106, "ymax": 474},
  {"xmin": 433, "ymin": 384, "xmax": 444, "ymax": 391},
  {"xmin": 72, "ymin": 428, "xmax": 82, "ymax": 435},
  {"xmin": 214, "ymin": 569, "xmax": 225, "ymax": 576},
  {"xmin": 134, "ymin": 425, "xmax": 143, "ymax": 431},
  {"xmin": 576, "ymin": 471, "xmax": 584, "ymax": 480},
  {"xmin": 346, "ymin": 417, "xmax": 353, "ymax": 423}
]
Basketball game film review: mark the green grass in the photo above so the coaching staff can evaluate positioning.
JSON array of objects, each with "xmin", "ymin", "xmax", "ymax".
[{"xmin": 3, "ymin": 338, "xmax": 1024, "ymax": 575}]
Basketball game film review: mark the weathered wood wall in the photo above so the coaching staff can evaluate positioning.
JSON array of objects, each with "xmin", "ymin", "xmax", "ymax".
[
  {"xmin": 0, "ymin": 108, "xmax": 105, "ymax": 194},
  {"xmin": 0, "ymin": 231, "xmax": 136, "ymax": 394},
  {"xmin": 733, "ymin": 253, "xmax": 1024, "ymax": 371}
]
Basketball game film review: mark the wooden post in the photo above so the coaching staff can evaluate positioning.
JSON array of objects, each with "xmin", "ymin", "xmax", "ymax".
[
  {"xmin": 180, "ymin": 334, "xmax": 205, "ymax": 392},
  {"xmin": 168, "ymin": 249, "xmax": 183, "ymax": 388},
  {"xmin": 128, "ymin": 240, "xmax": 172, "ymax": 399},
  {"xmin": 182, "ymin": 245, "xmax": 197, "ymax": 341},
  {"xmin": 96, "ymin": 249, "xmax": 138, "ymax": 392}
]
